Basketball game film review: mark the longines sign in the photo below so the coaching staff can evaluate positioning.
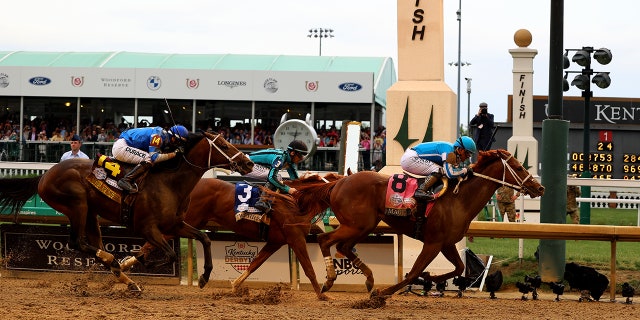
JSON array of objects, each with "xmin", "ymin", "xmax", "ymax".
[{"xmin": 1, "ymin": 224, "xmax": 179, "ymax": 277}]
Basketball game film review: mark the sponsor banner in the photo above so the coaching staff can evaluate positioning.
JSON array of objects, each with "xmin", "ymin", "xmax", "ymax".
[
  {"xmin": 300, "ymin": 235, "xmax": 395, "ymax": 286},
  {"xmin": 0, "ymin": 67, "xmax": 22, "ymax": 95},
  {"xmin": 196, "ymin": 232, "xmax": 290, "ymax": 283},
  {"xmin": 0, "ymin": 66, "xmax": 372, "ymax": 103},
  {"xmin": 0, "ymin": 224, "xmax": 179, "ymax": 277},
  {"xmin": 252, "ymin": 70, "xmax": 372, "ymax": 103}
]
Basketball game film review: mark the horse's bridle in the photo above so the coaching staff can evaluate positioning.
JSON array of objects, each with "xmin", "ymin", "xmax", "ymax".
[
  {"xmin": 460, "ymin": 153, "xmax": 534, "ymax": 196},
  {"xmin": 180, "ymin": 133, "xmax": 245, "ymax": 172}
]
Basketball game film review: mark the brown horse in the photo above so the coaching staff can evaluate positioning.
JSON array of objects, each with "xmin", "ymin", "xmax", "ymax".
[
  {"xmin": 293, "ymin": 149, "xmax": 545, "ymax": 298},
  {"xmin": 0, "ymin": 132, "xmax": 253, "ymax": 291},
  {"xmin": 122, "ymin": 172, "xmax": 345, "ymax": 300}
]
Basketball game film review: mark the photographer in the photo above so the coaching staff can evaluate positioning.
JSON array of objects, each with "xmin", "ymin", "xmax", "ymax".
[{"xmin": 469, "ymin": 102, "xmax": 495, "ymax": 151}]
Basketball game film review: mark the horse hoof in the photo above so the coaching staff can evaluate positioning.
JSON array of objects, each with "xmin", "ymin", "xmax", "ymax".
[
  {"xmin": 321, "ymin": 281, "xmax": 334, "ymax": 293},
  {"xmin": 198, "ymin": 276, "xmax": 208, "ymax": 289},
  {"xmin": 365, "ymin": 280, "xmax": 374, "ymax": 293},
  {"xmin": 318, "ymin": 293, "xmax": 331, "ymax": 301},
  {"xmin": 128, "ymin": 282, "xmax": 142, "ymax": 292}
]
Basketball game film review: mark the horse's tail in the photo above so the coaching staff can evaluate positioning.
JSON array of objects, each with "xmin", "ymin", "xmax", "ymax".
[
  {"xmin": 0, "ymin": 176, "xmax": 42, "ymax": 221},
  {"xmin": 293, "ymin": 179, "xmax": 338, "ymax": 216}
]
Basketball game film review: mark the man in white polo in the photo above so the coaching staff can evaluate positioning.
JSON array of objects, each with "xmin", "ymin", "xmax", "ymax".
[{"xmin": 60, "ymin": 134, "xmax": 89, "ymax": 161}]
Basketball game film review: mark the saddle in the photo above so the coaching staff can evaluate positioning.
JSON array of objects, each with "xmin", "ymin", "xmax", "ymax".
[
  {"xmin": 85, "ymin": 155, "xmax": 139, "ymax": 226},
  {"xmin": 383, "ymin": 173, "xmax": 448, "ymax": 218}
]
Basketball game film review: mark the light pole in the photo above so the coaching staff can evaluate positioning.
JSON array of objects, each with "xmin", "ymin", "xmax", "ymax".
[
  {"xmin": 465, "ymin": 77, "xmax": 472, "ymax": 134},
  {"xmin": 563, "ymin": 46, "xmax": 612, "ymax": 224},
  {"xmin": 307, "ymin": 28, "xmax": 334, "ymax": 56},
  {"xmin": 448, "ymin": 61, "xmax": 471, "ymax": 133},
  {"xmin": 456, "ymin": 0, "xmax": 462, "ymax": 136}
]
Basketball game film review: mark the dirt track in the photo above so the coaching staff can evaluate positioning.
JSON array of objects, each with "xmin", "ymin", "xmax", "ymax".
[{"xmin": 0, "ymin": 274, "xmax": 637, "ymax": 320}]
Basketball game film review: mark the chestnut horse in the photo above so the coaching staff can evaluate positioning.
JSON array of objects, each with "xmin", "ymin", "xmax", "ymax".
[
  {"xmin": 0, "ymin": 132, "xmax": 253, "ymax": 292},
  {"xmin": 293, "ymin": 149, "xmax": 545, "ymax": 298},
  {"xmin": 122, "ymin": 172, "xmax": 345, "ymax": 300}
]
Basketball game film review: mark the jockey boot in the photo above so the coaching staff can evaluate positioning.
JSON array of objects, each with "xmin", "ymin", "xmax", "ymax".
[
  {"xmin": 414, "ymin": 172, "xmax": 442, "ymax": 201},
  {"xmin": 254, "ymin": 190, "xmax": 272, "ymax": 214},
  {"xmin": 118, "ymin": 161, "xmax": 152, "ymax": 193}
]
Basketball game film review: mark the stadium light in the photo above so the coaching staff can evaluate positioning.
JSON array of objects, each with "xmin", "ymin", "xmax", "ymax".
[
  {"xmin": 307, "ymin": 28, "xmax": 334, "ymax": 56},
  {"xmin": 562, "ymin": 46, "xmax": 612, "ymax": 224}
]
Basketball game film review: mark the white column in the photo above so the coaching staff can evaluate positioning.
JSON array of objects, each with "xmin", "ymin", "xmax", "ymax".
[{"xmin": 508, "ymin": 30, "xmax": 538, "ymax": 176}]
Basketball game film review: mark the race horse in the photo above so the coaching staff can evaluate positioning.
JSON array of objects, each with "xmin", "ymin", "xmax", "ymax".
[
  {"xmin": 122, "ymin": 172, "xmax": 345, "ymax": 300},
  {"xmin": 293, "ymin": 149, "xmax": 545, "ymax": 298},
  {"xmin": 0, "ymin": 131, "xmax": 253, "ymax": 292}
]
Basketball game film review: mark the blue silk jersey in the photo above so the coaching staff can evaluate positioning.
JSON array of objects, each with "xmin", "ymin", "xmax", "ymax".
[
  {"xmin": 119, "ymin": 127, "xmax": 167, "ymax": 153},
  {"xmin": 248, "ymin": 148, "xmax": 299, "ymax": 193},
  {"xmin": 411, "ymin": 141, "xmax": 467, "ymax": 178}
]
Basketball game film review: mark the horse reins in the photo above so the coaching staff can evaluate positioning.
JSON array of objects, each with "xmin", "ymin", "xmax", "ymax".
[
  {"xmin": 463, "ymin": 153, "xmax": 533, "ymax": 195},
  {"xmin": 180, "ymin": 134, "xmax": 245, "ymax": 172}
]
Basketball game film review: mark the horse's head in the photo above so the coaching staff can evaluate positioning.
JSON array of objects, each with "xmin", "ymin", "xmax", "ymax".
[
  {"xmin": 472, "ymin": 149, "xmax": 545, "ymax": 198},
  {"xmin": 181, "ymin": 132, "xmax": 253, "ymax": 175}
]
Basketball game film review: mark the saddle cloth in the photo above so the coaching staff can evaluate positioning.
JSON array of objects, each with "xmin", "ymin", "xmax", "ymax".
[
  {"xmin": 86, "ymin": 155, "xmax": 127, "ymax": 203},
  {"xmin": 234, "ymin": 182, "xmax": 269, "ymax": 224},
  {"xmin": 384, "ymin": 174, "xmax": 419, "ymax": 217},
  {"xmin": 384, "ymin": 174, "xmax": 436, "ymax": 218}
]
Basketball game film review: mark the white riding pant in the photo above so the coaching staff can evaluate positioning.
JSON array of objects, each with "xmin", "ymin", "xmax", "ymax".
[
  {"xmin": 400, "ymin": 149, "xmax": 442, "ymax": 176},
  {"xmin": 243, "ymin": 163, "xmax": 282, "ymax": 182},
  {"xmin": 112, "ymin": 139, "xmax": 151, "ymax": 164}
]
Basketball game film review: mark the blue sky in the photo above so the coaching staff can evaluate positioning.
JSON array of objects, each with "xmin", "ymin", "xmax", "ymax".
[{"xmin": 5, "ymin": 0, "xmax": 636, "ymax": 127}]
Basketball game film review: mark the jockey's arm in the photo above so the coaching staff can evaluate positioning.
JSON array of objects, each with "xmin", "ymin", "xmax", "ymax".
[
  {"xmin": 286, "ymin": 165, "xmax": 300, "ymax": 180},
  {"xmin": 267, "ymin": 157, "xmax": 290, "ymax": 193},
  {"xmin": 148, "ymin": 144, "xmax": 176, "ymax": 163},
  {"xmin": 442, "ymin": 152, "xmax": 468, "ymax": 179}
]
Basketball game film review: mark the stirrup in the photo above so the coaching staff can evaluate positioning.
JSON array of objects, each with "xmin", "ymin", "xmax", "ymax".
[
  {"xmin": 414, "ymin": 189, "xmax": 435, "ymax": 201},
  {"xmin": 254, "ymin": 200, "xmax": 271, "ymax": 213},
  {"xmin": 118, "ymin": 180, "xmax": 139, "ymax": 193}
]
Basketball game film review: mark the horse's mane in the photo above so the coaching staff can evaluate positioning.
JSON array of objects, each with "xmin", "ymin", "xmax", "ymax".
[
  {"xmin": 472, "ymin": 149, "xmax": 507, "ymax": 173},
  {"xmin": 262, "ymin": 188, "xmax": 302, "ymax": 216},
  {"xmin": 292, "ymin": 179, "xmax": 337, "ymax": 216},
  {"xmin": 154, "ymin": 132, "xmax": 205, "ymax": 170},
  {"xmin": 286, "ymin": 172, "xmax": 346, "ymax": 188}
]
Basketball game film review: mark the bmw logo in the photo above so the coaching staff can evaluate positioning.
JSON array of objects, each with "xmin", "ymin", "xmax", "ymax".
[{"xmin": 147, "ymin": 76, "xmax": 162, "ymax": 90}]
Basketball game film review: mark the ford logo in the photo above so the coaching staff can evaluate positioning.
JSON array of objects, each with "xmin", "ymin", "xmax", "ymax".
[
  {"xmin": 29, "ymin": 77, "xmax": 52, "ymax": 86},
  {"xmin": 338, "ymin": 82, "xmax": 362, "ymax": 92}
]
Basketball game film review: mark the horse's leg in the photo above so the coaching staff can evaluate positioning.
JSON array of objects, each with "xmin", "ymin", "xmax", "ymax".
[
  {"xmin": 422, "ymin": 244, "xmax": 465, "ymax": 283},
  {"xmin": 64, "ymin": 206, "xmax": 141, "ymax": 292},
  {"xmin": 171, "ymin": 222, "xmax": 212, "ymax": 289},
  {"xmin": 282, "ymin": 223, "xmax": 329, "ymax": 301},
  {"xmin": 317, "ymin": 226, "xmax": 369, "ymax": 293},
  {"xmin": 316, "ymin": 231, "xmax": 339, "ymax": 293},
  {"xmin": 375, "ymin": 241, "xmax": 443, "ymax": 297},
  {"xmin": 82, "ymin": 215, "xmax": 141, "ymax": 292},
  {"xmin": 230, "ymin": 242, "xmax": 282, "ymax": 293},
  {"xmin": 119, "ymin": 241, "xmax": 156, "ymax": 271},
  {"xmin": 336, "ymin": 238, "xmax": 374, "ymax": 293}
]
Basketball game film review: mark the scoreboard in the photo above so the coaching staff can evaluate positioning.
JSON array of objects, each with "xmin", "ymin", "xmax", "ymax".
[{"xmin": 568, "ymin": 130, "xmax": 640, "ymax": 180}]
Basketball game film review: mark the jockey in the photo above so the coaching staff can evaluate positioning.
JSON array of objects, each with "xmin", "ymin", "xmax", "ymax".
[
  {"xmin": 243, "ymin": 140, "xmax": 309, "ymax": 213},
  {"xmin": 400, "ymin": 136, "xmax": 477, "ymax": 201},
  {"xmin": 112, "ymin": 125, "xmax": 189, "ymax": 193}
]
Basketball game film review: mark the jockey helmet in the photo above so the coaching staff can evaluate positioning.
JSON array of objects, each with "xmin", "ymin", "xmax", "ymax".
[
  {"xmin": 168, "ymin": 125, "xmax": 189, "ymax": 142},
  {"xmin": 287, "ymin": 140, "xmax": 309, "ymax": 156},
  {"xmin": 454, "ymin": 136, "xmax": 477, "ymax": 154}
]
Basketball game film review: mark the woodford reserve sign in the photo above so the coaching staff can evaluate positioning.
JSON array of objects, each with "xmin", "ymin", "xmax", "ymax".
[{"xmin": 1, "ymin": 224, "xmax": 179, "ymax": 278}]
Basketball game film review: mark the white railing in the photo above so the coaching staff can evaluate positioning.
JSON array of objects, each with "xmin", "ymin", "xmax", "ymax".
[
  {"xmin": 0, "ymin": 162, "xmax": 54, "ymax": 177},
  {"xmin": 575, "ymin": 197, "xmax": 640, "ymax": 226},
  {"xmin": 568, "ymin": 177, "xmax": 640, "ymax": 210}
]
